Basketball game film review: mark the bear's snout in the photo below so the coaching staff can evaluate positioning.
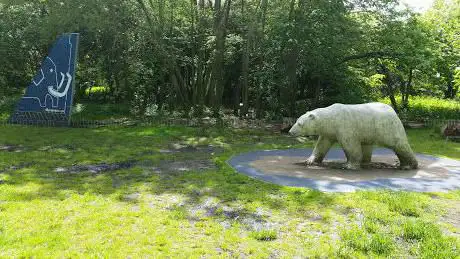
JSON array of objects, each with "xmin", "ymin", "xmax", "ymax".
[{"xmin": 288, "ymin": 125, "xmax": 298, "ymax": 136}]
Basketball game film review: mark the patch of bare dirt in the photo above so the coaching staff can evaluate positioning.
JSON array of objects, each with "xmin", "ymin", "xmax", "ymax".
[
  {"xmin": 160, "ymin": 143, "xmax": 224, "ymax": 154},
  {"xmin": 55, "ymin": 160, "xmax": 136, "ymax": 174},
  {"xmin": 0, "ymin": 162, "xmax": 33, "ymax": 174},
  {"xmin": 0, "ymin": 144, "xmax": 25, "ymax": 152},
  {"xmin": 137, "ymin": 159, "xmax": 218, "ymax": 174},
  {"xmin": 56, "ymin": 159, "xmax": 217, "ymax": 175}
]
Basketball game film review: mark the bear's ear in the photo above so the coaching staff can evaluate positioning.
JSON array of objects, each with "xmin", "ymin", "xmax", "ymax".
[{"xmin": 308, "ymin": 114, "xmax": 316, "ymax": 120}]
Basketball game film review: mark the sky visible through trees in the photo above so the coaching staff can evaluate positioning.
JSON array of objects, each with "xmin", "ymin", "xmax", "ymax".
[{"xmin": 401, "ymin": 0, "xmax": 434, "ymax": 12}]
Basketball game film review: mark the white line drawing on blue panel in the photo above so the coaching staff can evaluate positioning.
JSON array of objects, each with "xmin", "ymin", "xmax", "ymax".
[
  {"xmin": 49, "ymin": 73, "xmax": 72, "ymax": 98},
  {"xmin": 21, "ymin": 34, "xmax": 74, "ymax": 111},
  {"xmin": 33, "ymin": 70, "xmax": 45, "ymax": 86}
]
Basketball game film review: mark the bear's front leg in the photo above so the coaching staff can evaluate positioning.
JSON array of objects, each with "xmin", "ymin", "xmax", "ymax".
[
  {"xmin": 305, "ymin": 136, "xmax": 334, "ymax": 165},
  {"xmin": 341, "ymin": 139, "xmax": 363, "ymax": 170}
]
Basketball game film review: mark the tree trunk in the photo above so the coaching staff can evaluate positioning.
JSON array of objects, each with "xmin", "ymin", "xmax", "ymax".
[
  {"xmin": 233, "ymin": 81, "xmax": 241, "ymax": 115},
  {"xmin": 240, "ymin": 0, "xmax": 252, "ymax": 116},
  {"xmin": 444, "ymin": 69, "xmax": 455, "ymax": 99},
  {"xmin": 260, "ymin": 0, "xmax": 268, "ymax": 32},
  {"xmin": 241, "ymin": 45, "xmax": 250, "ymax": 117},
  {"xmin": 196, "ymin": 0, "xmax": 208, "ymax": 107},
  {"xmin": 379, "ymin": 64, "xmax": 399, "ymax": 113},
  {"xmin": 283, "ymin": 46, "xmax": 299, "ymax": 116},
  {"xmin": 136, "ymin": 0, "xmax": 189, "ymax": 106},
  {"xmin": 402, "ymin": 68, "xmax": 413, "ymax": 109},
  {"xmin": 217, "ymin": 0, "xmax": 232, "ymax": 106},
  {"xmin": 209, "ymin": 0, "xmax": 231, "ymax": 110},
  {"xmin": 313, "ymin": 77, "xmax": 321, "ymax": 109},
  {"xmin": 389, "ymin": 94, "xmax": 399, "ymax": 114},
  {"xmin": 240, "ymin": 0, "xmax": 267, "ymax": 117},
  {"xmin": 209, "ymin": 0, "xmax": 222, "ymax": 107},
  {"xmin": 281, "ymin": 0, "xmax": 302, "ymax": 117},
  {"xmin": 255, "ymin": 82, "xmax": 263, "ymax": 118}
]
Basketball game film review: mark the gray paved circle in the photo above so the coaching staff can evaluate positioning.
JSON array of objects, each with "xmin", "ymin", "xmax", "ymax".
[{"xmin": 227, "ymin": 148, "xmax": 460, "ymax": 192}]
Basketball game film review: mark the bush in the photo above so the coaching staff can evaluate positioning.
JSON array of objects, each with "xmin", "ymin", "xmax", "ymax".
[
  {"xmin": 0, "ymin": 95, "xmax": 19, "ymax": 122},
  {"xmin": 249, "ymin": 229, "xmax": 277, "ymax": 241},
  {"xmin": 379, "ymin": 96, "xmax": 460, "ymax": 121},
  {"xmin": 83, "ymin": 86, "xmax": 109, "ymax": 103}
]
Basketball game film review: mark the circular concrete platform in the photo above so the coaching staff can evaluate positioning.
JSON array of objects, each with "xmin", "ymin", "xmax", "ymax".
[{"xmin": 227, "ymin": 148, "xmax": 460, "ymax": 192}]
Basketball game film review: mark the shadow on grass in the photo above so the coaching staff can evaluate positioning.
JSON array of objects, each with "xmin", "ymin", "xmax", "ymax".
[
  {"xmin": 1, "ymin": 125, "xmax": 459, "ymax": 257},
  {"xmin": 0, "ymin": 124, "xmax": 330, "ymax": 223},
  {"xmin": 2, "ymin": 126, "xmax": 453, "ymax": 221}
]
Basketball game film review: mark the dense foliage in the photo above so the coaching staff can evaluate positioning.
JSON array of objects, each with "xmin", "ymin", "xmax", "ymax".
[
  {"xmin": 0, "ymin": 0, "xmax": 459, "ymax": 119},
  {"xmin": 380, "ymin": 96, "xmax": 460, "ymax": 121}
]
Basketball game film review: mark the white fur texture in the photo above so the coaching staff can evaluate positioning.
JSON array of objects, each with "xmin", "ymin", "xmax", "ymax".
[{"xmin": 289, "ymin": 103, "xmax": 418, "ymax": 169}]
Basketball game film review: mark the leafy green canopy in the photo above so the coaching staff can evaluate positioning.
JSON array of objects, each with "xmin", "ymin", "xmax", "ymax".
[{"xmin": 0, "ymin": 0, "xmax": 458, "ymax": 119}]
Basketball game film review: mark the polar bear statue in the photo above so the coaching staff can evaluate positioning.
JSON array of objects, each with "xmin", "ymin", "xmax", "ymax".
[{"xmin": 289, "ymin": 103, "xmax": 418, "ymax": 170}]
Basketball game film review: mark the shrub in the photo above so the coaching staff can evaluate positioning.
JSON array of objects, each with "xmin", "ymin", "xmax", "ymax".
[
  {"xmin": 0, "ymin": 95, "xmax": 19, "ymax": 122},
  {"xmin": 83, "ymin": 86, "xmax": 109, "ymax": 103},
  {"xmin": 249, "ymin": 229, "xmax": 277, "ymax": 241},
  {"xmin": 379, "ymin": 96, "xmax": 460, "ymax": 121},
  {"xmin": 84, "ymin": 86, "xmax": 109, "ymax": 96}
]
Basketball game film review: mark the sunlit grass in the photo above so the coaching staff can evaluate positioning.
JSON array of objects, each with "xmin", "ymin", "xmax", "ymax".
[{"xmin": 0, "ymin": 125, "xmax": 459, "ymax": 257}]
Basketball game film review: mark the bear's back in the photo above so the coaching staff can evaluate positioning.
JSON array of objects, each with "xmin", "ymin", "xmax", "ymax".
[
  {"xmin": 326, "ymin": 103, "xmax": 396, "ymax": 120},
  {"xmin": 325, "ymin": 103, "xmax": 405, "ymax": 145}
]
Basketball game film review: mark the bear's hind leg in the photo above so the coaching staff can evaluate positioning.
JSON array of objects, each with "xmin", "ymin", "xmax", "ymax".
[
  {"xmin": 394, "ymin": 143, "xmax": 418, "ymax": 170},
  {"xmin": 361, "ymin": 145, "xmax": 373, "ymax": 165},
  {"xmin": 341, "ymin": 140, "xmax": 363, "ymax": 170},
  {"xmin": 306, "ymin": 136, "xmax": 334, "ymax": 165}
]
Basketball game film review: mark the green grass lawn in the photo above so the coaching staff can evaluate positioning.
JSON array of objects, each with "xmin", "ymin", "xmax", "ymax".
[{"xmin": 0, "ymin": 125, "xmax": 459, "ymax": 258}]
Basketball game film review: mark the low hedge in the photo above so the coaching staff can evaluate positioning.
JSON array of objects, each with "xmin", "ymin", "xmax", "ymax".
[{"xmin": 379, "ymin": 96, "xmax": 460, "ymax": 122}]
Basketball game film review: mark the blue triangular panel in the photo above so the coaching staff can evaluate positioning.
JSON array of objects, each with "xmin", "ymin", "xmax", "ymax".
[{"xmin": 9, "ymin": 33, "xmax": 79, "ymax": 126}]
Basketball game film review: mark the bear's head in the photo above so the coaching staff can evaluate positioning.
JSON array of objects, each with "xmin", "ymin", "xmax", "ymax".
[{"xmin": 289, "ymin": 112, "xmax": 319, "ymax": 137}]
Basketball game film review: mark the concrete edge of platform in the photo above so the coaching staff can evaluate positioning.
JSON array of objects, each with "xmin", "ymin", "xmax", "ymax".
[{"xmin": 227, "ymin": 148, "xmax": 460, "ymax": 193}]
